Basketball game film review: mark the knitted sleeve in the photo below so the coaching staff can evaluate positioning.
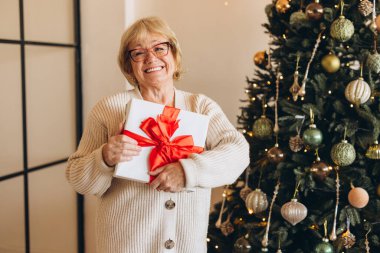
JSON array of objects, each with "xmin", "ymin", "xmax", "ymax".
[
  {"xmin": 66, "ymin": 108, "xmax": 114, "ymax": 197},
  {"xmin": 179, "ymin": 95, "xmax": 250, "ymax": 188}
]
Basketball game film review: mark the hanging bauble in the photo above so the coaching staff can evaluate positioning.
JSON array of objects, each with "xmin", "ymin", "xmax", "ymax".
[
  {"xmin": 303, "ymin": 125, "xmax": 323, "ymax": 149},
  {"xmin": 358, "ymin": 0, "xmax": 373, "ymax": 16},
  {"xmin": 289, "ymin": 134, "xmax": 304, "ymax": 152},
  {"xmin": 369, "ymin": 20, "xmax": 378, "ymax": 33},
  {"xmin": 341, "ymin": 227, "xmax": 356, "ymax": 249},
  {"xmin": 310, "ymin": 159, "xmax": 332, "ymax": 181},
  {"xmin": 275, "ymin": 0, "xmax": 291, "ymax": 14},
  {"xmin": 330, "ymin": 16, "xmax": 355, "ymax": 42},
  {"xmin": 289, "ymin": 70, "xmax": 301, "ymax": 101},
  {"xmin": 348, "ymin": 186, "xmax": 369, "ymax": 208},
  {"xmin": 366, "ymin": 52, "xmax": 380, "ymax": 74},
  {"xmin": 240, "ymin": 186, "xmax": 252, "ymax": 201},
  {"xmin": 330, "ymin": 140, "xmax": 356, "ymax": 166},
  {"xmin": 376, "ymin": 15, "xmax": 380, "ymax": 33},
  {"xmin": 344, "ymin": 77, "xmax": 371, "ymax": 105},
  {"xmin": 321, "ymin": 53, "xmax": 340, "ymax": 73},
  {"xmin": 366, "ymin": 140, "xmax": 380, "ymax": 159},
  {"xmin": 267, "ymin": 143, "xmax": 286, "ymax": 164},
  {"xmin": 234, "ymin": 236, "xmax": 251, "ymax": 253},
  {"xmin": 253, "ymin": 51, "xmax": 268, "ymax": 69},
  {"xmin": 290, "ymin": 11, "xmax": 308, "ymax": 29},
  {"xmin": 220, "ymin": 220, "xmax": 234, "ymax": 236},
  {"xmin": 314, "ymin": 238, "xmax": 334, "ymax": 253},
  {"xmin": 252, "ymin": 116, "xmax": 273, "ymax": 139},
  {"xmin": 306, "ymin": 0, "xmax": 324, "ymax": 21},
  {"xmin": 245, "ymin": 189, "xmax": 268, "ymax": 214},
  {"xmin": 281, "ymin": 199, "xmax": 308, "ymax": 225}
]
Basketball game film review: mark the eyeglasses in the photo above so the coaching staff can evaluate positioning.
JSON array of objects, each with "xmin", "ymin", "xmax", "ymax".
[{"xmin": 128, "ymin": 42, "xmax": 171, "ymax": 62}]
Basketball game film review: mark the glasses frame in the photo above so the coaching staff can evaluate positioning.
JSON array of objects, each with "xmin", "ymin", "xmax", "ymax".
[{"xmin": 128, "ymin": 42, "xmax": 171, "ymax": 62}]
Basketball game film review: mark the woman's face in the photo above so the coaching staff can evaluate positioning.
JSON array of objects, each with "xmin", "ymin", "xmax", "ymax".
[{"xmin": 129, "ymin": 33, "xmax": 176, "ymax": 88}]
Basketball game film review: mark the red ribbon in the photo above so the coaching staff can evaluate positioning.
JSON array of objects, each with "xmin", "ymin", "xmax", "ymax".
[{"xmin": 123, "ymin": 106, "xmax": 204, "ymax": 182}]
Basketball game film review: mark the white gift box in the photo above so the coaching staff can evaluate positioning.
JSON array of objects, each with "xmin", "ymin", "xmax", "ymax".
[{"xmin": 114, "ymin": 98, "xmax": 210, "ymax": 183}]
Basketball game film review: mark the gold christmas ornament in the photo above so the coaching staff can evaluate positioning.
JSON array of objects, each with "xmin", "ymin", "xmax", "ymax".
[
  {"xmin": 366, "ymin": 140, "xmax": 380, "ymax": 159},
  {"xmin": 345, "ymin": 77, "xmax": 371, "ymax": 105},
  {"xmin": 290, "ymin": 54, "xmax": 301, "ymax": 101},
  {"xmin": 290, "ymin": 70, "xmax": 301, "ymax": 101},
  {"xmin": 321, "ymin": 53, "xmax": 340, "ymax": 73},
  {"xmin": 306, "ymin": 0, "xmax": 324, "ymax": 21},
  {"xmin": 330, "ymin": 140, "xmax": 356, "ymax": 166},
  {"xmin": 341, "ymin": 218, "xmax": 356, "ymax": 249},
  {"xmin": 253, "ymin": 51, "xmax": 268, "ymax": 69},
  {"xmin": 275, "ymin": 0, "xmax": 291, "ymax": 14},
  {"xmin": 330, "ymin": 14, "xmax": 355, "ymax": 42},
  {"xmin": 253, "ymin": 116, "xmax": 273, "ymax": 139},
  {"xmin": 281, "ymin": 198, "xmax": 308, "ymax": 225},
  {"xmin": 245, "ymin": 189, "xmax": 269, "ymax": 214},
  {"xmin": 358, "ymin": 0, "xmax": 373, "ymax": 16},
  {"xmin": 267, "ymin": 143, "xmax": 286, "ymax": 164},
  {"xmin": 348, "ymin": 185, "xmax": 369, "ymax": 208},
  {"xmin": 366, "ymin": 52, "xmax": 380, "ymax": 74}
]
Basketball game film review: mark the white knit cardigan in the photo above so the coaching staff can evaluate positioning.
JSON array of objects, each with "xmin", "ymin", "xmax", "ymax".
[{"xmin": 66, "ymin": 86, "xmax": 250, "ymax": 253}]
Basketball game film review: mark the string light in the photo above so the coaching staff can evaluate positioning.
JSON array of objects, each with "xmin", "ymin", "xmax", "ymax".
[
  {"xmin": 301, "ymin": 97, "xmax": 305, "ymax": 101},
  {"xmin": 350, "ymin": 104, "xmax": 354, "ymax": 108},
  {"xmin": 282, "ymin": 34, "xmax": 287, "ymax": 39},
  {"xmin": 253, "ymin": 83, "xmax": 258, "ymax": 88},
  {"xmin": 328, "ymin": 90, "xmax": 332, "ymax": 94},
  {"xmin": 262, "ymin": 218, "xmax": 266, "ymax": 221},
  {"xmin": 207, "ymin": 238, "xmax": 210, "ymax": 242},
  {"xmin": 251, "ymin": 97, "xmax": 256, "ymax": 101},
  {"xmin": 346, "ymin": 63, "xmax": 350, "ymax": 66},
  {"xmin": 245, "ymin": 89, "xmax": 249, "ymax": 93},
  {"xmin": 280, "ymin": 75, "xmax": 284, "ymax": 80},
  {"xmin": 287, "ymin": 97, "xmax": 290, "ymax": 100},
  {"xmin": 304, "ymin": 149, "xmax": 308, "ymax": 152},
  {"xmin": 215, "ymin": 245, "xmax": 219, "ymax": 249},
  {"xmin": 265, "ymin": 148, "xmax": 268, "ymax": 152},
  {"xmin": 243, "ymin": 129, "xmax": 247, "ymax": 133},
  {"xmin": 322, "ymin": 35, "xmax": 326, "ymax": 39},
  {"xmin": 267, "ymin": 81, "xmax": 271, "ymax": 85}
]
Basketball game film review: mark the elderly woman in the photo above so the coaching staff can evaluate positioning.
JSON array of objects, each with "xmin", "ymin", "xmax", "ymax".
[{"xmin": 66, "ymin": 16, "xmax": 249, "ymax": 253}]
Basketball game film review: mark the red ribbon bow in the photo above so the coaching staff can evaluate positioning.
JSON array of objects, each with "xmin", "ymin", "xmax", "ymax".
[{"xmin": 123, "ymin": 106, "xmax": 204, "ymax": 182}]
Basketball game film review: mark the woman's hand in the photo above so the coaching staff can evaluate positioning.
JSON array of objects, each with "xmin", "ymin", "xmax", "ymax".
[
  {"xmin": 102, "ymin": 122, "xmax": 142, "ymax": 167},
  {"xmin": 149, "ymin": 162, "xmax": 186, "ymax": 192}
]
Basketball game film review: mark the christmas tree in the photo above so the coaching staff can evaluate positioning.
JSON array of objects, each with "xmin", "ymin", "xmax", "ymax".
[{"xmin": 207, "ymin": 0, "xmax": 380, "ymax": 252}]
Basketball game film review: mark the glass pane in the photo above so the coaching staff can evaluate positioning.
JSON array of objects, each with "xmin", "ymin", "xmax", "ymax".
[
  {"xmin": 0, "ymin": 0, "xmax": 20, "ymax": 40},
  {"xmin": 0, "ymin": 44, "xmax": 24, "ymax": 177},
  {"xmin": 29, "ymin": 163, "xmax": 77, "ymax": 253},
  {"xmin": 24, "ymin": 0, "xmax": 74, "ymax": 44},
  {"xmin": 0, "ymin": 177, "xmax": 25, "ymax": 252},
  {"xmin": 25, "ymin": 46, "xmax": 76, "ymax": 168}
]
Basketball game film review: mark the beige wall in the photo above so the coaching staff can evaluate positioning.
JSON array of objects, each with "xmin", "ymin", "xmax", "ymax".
[{"xmin": 81, "ymin": 0, "xmax": 270, "ymax": 252}]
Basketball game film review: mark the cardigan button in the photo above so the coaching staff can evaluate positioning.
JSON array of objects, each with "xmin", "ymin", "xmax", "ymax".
[
  {"xmin": 165, "ymin": 199, "xmax": 175, "ymax": 210},
  {"xmin": 164, "ymin": 239, "xmax": 175, "ymax": 249}
]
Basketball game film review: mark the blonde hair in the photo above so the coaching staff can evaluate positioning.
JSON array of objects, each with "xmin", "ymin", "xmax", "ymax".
[{"xmin": 118, "ymin": 16, "xmax": 183, "ymax": 86}]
